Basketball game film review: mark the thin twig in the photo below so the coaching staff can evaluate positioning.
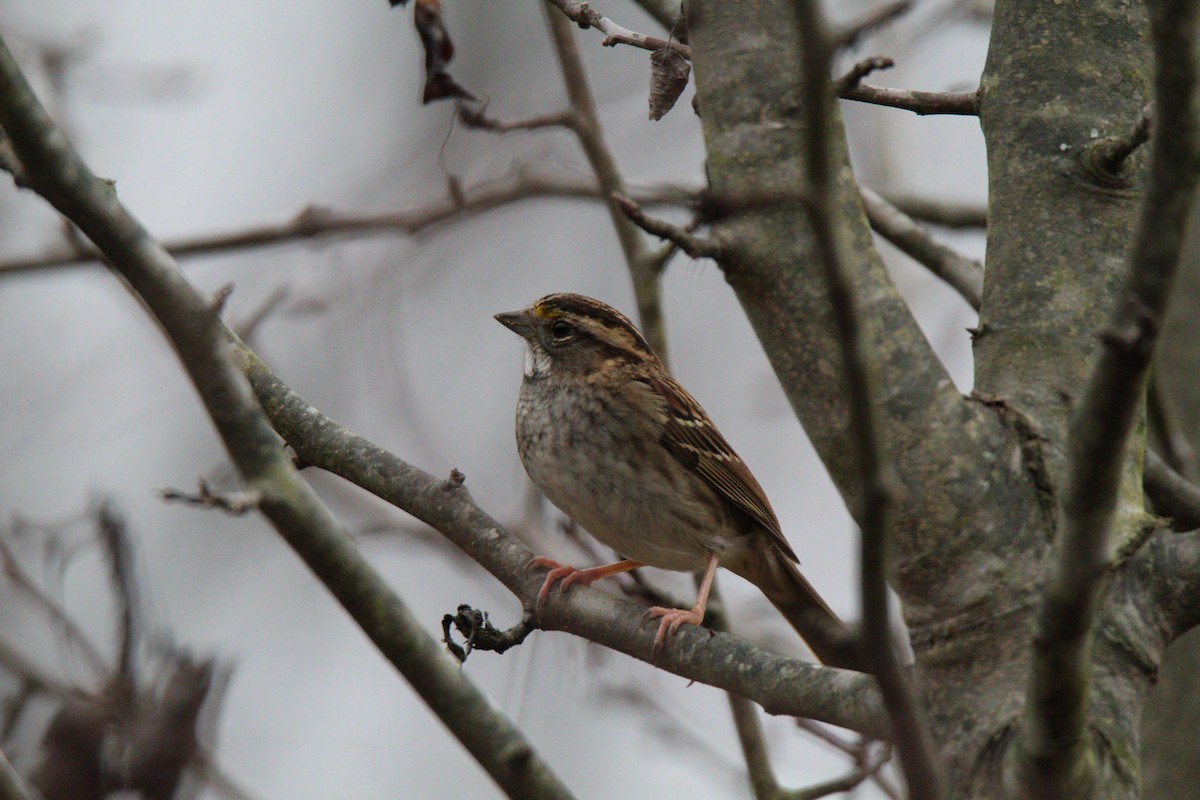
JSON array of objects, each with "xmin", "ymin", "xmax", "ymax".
[
  {"xmin": 860, "ymin": 186, "xmax": 982, "ymax": 310},
  {"xmin": 545, "ymin": 0, "xmax": 692, "ymax": 59},
  {"xmin": 160, "ymin": 480, "xmax": 263, "ymax": 516},
  {"xmin": 96, "ymin": 501, "xmax": 140, "ymax": 691},
  {"xmin": 0, "ymin": 171, "xmax": 697, "ymax": 275},
  {"xmin": 835, "ymin": 1, "xmax": 913, "ymax": 49},
  {"xmin": 613, "ymin": 192, "xmax": 722, "ymax": 260},
  {"xmin": 834, "ymin": 56, "xmax": 895, "ymax": 94},
  {"xmin": 457, "ymin": 103, "xmax": 577, "ymax": 133},
  {"xmin": 786, "ymin": 742, "xmax": 892, "ymax": 800},
  {"xmin": 542, "ymin": 5, "xmax": 668, "ymax": 360},
  {"xmin": 1012, "ymin": 2, "xmax": 1200, "ymax": 797},
  {"xmin": 791, "ymin": 2, "xmax": 944, "ymax": 799},
  {"xmin": 0, "ymin": 535, "xmax": 110, "ymax": 680}
]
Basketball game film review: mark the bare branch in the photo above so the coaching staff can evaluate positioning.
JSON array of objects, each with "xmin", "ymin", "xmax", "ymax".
[
  {"xmin": 834, "ymin": 56, "xmax": 895, "ymax": 94},
  {"xmin": 0, "ymin": 535, "xmax": 109, "ymax": 680},
  {"xmin": 786, "ymin": 743, "xmax": 892, "ymax": 800},
  {"xmin": 840, "ymin": 84, "xmax": 980, "ymax": 116},
  {"xmin": 1148, "ymin": 372, "xmax": 1198, "ymax": 481},
  {"xmin": 835, "ymin": 1, "xmax": 913, "ymax": 50},
  {"xmin": 544, "ymin": 0, "xmax": 692, "ymax": 59},
  {"xmin": 0, "ymin": 748, "xmax": 36, "ymax": 800},
  {"xmin": 613, "ymin": 192, "xmax": 722, "ymax": 260},
  {"xmin": 879, "ymin": 193, "xmax": 987, "ymax": 229},
  {"xmin": 542, "ymin": 5, "xmax": 668, "ymax": 360},
  {"xmin": 0, "ymin": 36, "xmax": 577, "ymax": 800},
  {"xmin": 0, "ymin": 171, "xmax": 697, "ymax": 275},
  {"xmin": 230, "ymin": 338, "xmax": 889, "ymax": 737},
  {"xmin": 791, "ymin": 2, "xmax": 944, "ymax": 798},
  {"xmin": 1145, "ymin": 450, "xmax": 1200, "ymax": 532},
  {"xmin": 96, "ymin": 502, "xmax": 140, "ymax": 690},
  {"xmin": 860, "ymin": 186, "xmax": 982, "ymax": 310},
  {"xmin": 160, "ymin": 480, "xmax": 262, "ymax": 516},
  {"xmin": 728, "ymin": 693, "xmax": 781, "ymax": 799},
  {"xmin": 457, "ymin": 103, "xmax": 577, "ymax": 133},
  {"xmin": 1013, "ymin": 1, "xmax": 1200, "ymax": 797}
]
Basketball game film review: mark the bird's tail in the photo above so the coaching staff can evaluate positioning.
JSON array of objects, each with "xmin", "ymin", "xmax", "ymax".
[{"xmin": 743, "ymin": 549, "xmax": 863, "ymax": 672}]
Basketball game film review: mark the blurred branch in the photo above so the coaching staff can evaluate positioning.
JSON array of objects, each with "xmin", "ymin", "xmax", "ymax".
[
  {"xmin": 542, "ymin": 5, "xmax": 669, "ymax": 360},
  {"xmin": 95, "ymin": 502, "xmax": 139, "ymax": 691},
  {"xmin": 457, "ymin": 104, "xmax": 576, "ymax": 133},
  {"xmin": 230, "ymin": 338, "xmax": 889, "ymax": 737},
  {"xmin": 0, "ymin": 535, "xmax": 109, "ymax": 681},
  {"xmin": 545, "ymin": 0, "xmax": 692, "ymax": 58},
  {"xmin": 1012, "ymin": 0, "xmax": 1200, "ymax": 796},
  {"xmin": 879, "ymin": 193, "xmax": 987, "ymax": 229},
  {"xmin": 1145, "ymin": 450, "xmax": 1200, "ymax": 532},
  {"xmin": 629, "ymin": 0, "xmax": 682, "ymax": 31},
  {"xmin": 0, "ymin": 749, "xmax": 35, "ymax": 800},
  {"xmin": 786, "ymin": 743, "xmax": 892, "ymax": 800},
  {"xmin": 791, "ymin": 2, "xmax": 944, "ymax": 799},
  {"xmin": 0, "ymin": 35, "xmax": 577, "ymax": 800},
  {"xmin": 835, "ymin": 1, "xmax": 913, "ymax": 49},
  {"xmin": 860, "ymin": 187, "xmax": 982, "ymax": 310},
  {"xmin": 1148, "ymin": 371, "xmax": 1198, "ymax": 481},
  {"xmin": 0, "ymin": 171, "xmax": 697, "ymax": 276}
]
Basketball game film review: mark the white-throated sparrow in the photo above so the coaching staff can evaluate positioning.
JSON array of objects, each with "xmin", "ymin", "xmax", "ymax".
[{"xmin": 497, "ymin": 293, "xmax": 851, "ymax": 665}]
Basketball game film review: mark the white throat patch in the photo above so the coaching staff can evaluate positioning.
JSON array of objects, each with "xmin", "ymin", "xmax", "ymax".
[{"xmin": 523, "ymin": 343, "xmax": 551, "ymax": 377}]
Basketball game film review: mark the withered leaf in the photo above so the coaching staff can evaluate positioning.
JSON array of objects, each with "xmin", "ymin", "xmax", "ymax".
[
  {"xmin": 412, "ymin": 0, "xmax": 475, "ymax": 104},
  {"xmin": 649, "ymin": 48, "xmax": 690, "ymax": 121}
]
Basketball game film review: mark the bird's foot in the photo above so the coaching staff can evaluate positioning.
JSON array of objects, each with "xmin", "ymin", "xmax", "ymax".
[
  {"xmin": 645, "ymin": 604, "xmax": 705, "ymax": 652},
  {"xmin": 530, "ymin": 557, "xmax": 587, "ymax": 604},
  {"xmin": 529, "ymin": 557, "xmax": 642, "ymax": 605}
]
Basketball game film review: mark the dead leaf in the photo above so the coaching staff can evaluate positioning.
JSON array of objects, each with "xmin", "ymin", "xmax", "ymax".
[
  {"xmin": 649, "ymin": 48, "xmax": 690, "ymax": 121},
  {"xmin": 411, "ymin": 0, "xmax": 475, "ymax": 104}
]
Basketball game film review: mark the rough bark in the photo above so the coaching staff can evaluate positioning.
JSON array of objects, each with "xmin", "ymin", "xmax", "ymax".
[{"xmin": 685, "ymin": 1, "xmax": 1195, "ymax": 798}]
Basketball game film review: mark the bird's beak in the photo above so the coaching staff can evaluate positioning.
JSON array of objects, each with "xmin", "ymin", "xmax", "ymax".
[{"xmin": 494, "ymin": 309, "xmax": 536, "ymax": 337}]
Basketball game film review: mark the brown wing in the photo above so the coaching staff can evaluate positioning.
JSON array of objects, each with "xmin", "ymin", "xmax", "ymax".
[{"xmin": 650, "ymin": 375, "xmax": 800, "ymax": 563}]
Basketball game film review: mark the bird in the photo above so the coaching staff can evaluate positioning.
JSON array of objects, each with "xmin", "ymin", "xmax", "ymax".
[{"xmin": 495, "ymin": 292, "xmax": 853, "ymax": 667}]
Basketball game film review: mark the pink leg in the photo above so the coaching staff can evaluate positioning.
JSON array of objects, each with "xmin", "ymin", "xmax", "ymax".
[
  {"xmin": 646, "ymin": 553, "xmax": 720, "ymax": 650},
  {"xmin": 530, "ymin": 557, "xmax": 644, "ymax": 604}
]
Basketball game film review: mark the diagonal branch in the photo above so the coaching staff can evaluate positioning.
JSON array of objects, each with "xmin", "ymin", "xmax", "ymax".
[
  {"xmin": 0, "ymin": 36, "xmax": 577, "ymax": 800},
  {"xmin": 230, "ymin": 337, "xmax": 888, "ymax": 737},
  {"xmin": 0, "ymin": 748, "xmax": 35, "ymax": 800},
  {"xmin": 860, "ymin": 187, "xmax": 983, "ymax": 310},
  {"xmin": 1012, "ymin": 1, "xmax": 1200, "ymax": 797},
  {"xmin": 790, "ymin": 4, "xmax": 943, "ymax": 799},
  {"xmin": 542, "ymin": 4, "xmax": 669, "ymax": 359}
]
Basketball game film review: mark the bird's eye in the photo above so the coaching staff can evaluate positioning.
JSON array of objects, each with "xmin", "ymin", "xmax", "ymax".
[{"xmin": 550, "ymin": 319, "xmax": 572, "ymax": 340}]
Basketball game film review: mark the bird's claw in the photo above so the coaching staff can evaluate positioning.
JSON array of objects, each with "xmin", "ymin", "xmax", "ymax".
[{"xmin": 645, "ymin": 605, "xmax": 704, "ymax": 654}]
